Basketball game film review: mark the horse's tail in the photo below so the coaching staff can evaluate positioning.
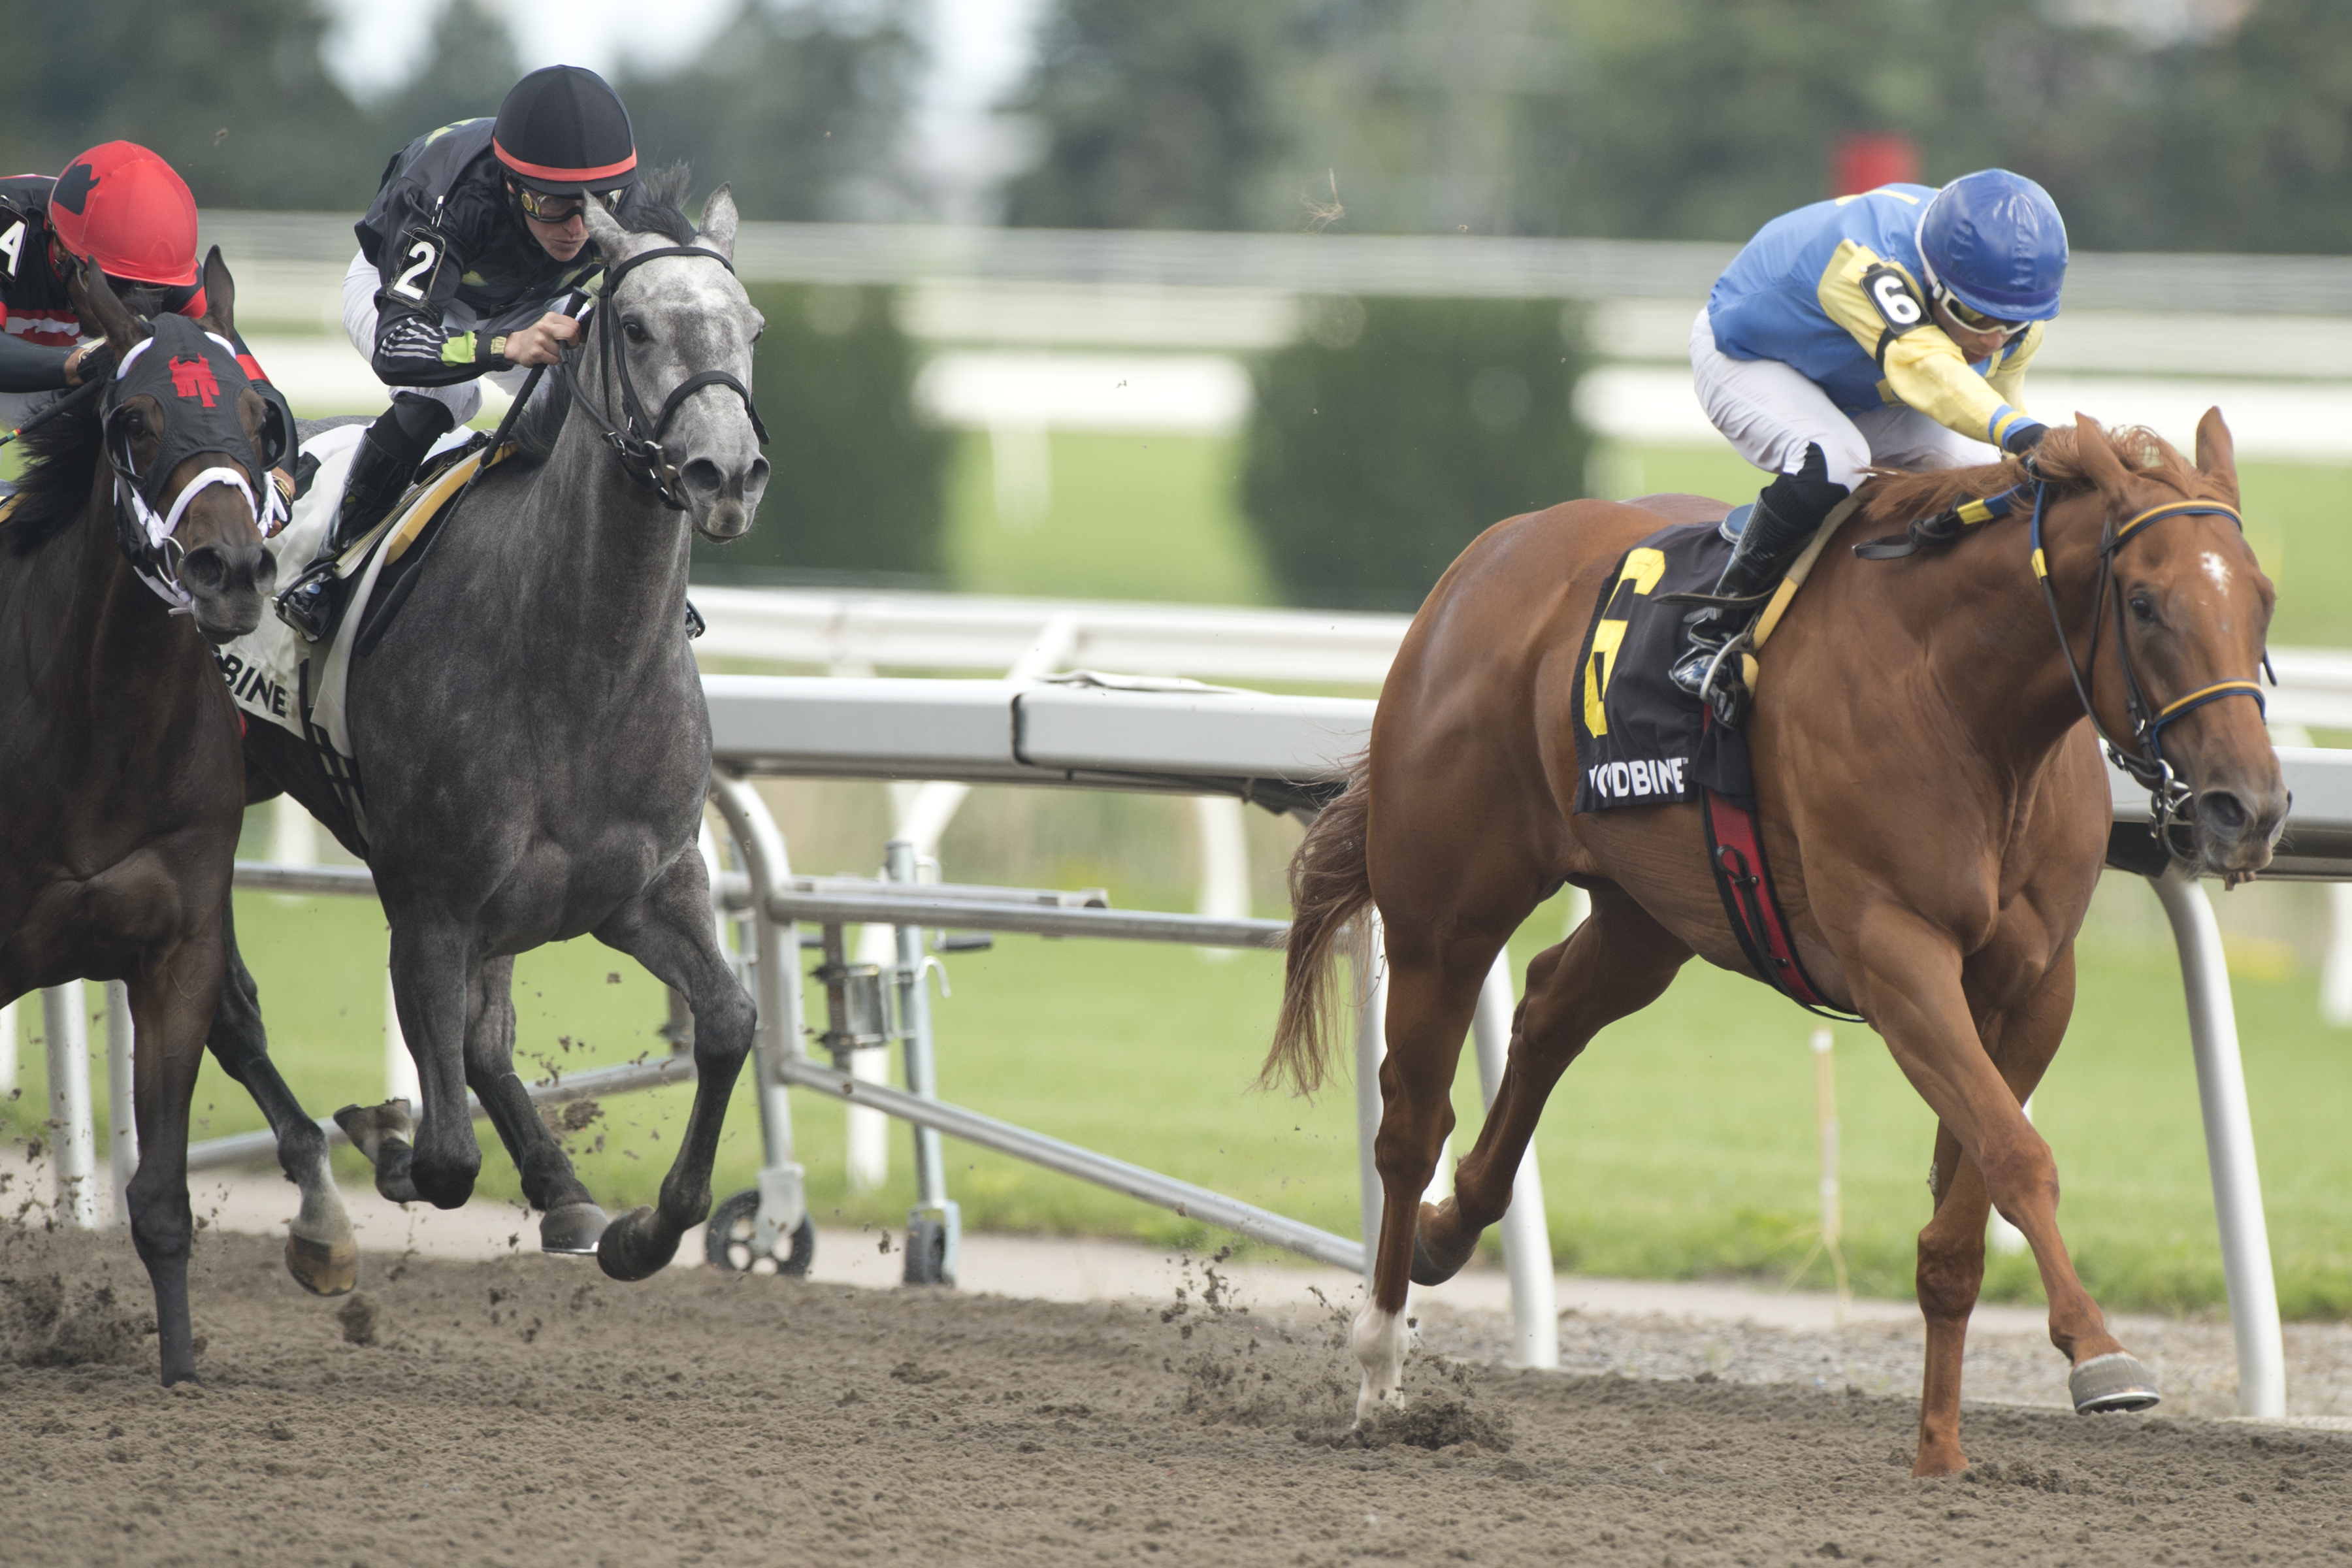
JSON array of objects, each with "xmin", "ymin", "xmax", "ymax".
[{"xmin": 1262, "ymin": 759, "xmax": 1375, "ymax": 1096}]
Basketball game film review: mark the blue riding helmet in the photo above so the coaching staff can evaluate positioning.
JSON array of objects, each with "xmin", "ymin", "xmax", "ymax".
[{"xmin": 1916, "ymin": 169, "xmax": 2068, "ymax": 325}]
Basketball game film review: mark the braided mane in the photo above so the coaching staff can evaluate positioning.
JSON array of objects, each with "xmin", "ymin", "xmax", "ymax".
[{"xmin": 1854, "ymin": 425, "xmax": 2211, "ymax": 529}]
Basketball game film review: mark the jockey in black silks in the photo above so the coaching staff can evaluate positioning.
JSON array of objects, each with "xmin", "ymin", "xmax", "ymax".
[
  {"xmin": 0, "ymin": 141, "xmax": 292, "ymax": 476},
  {"xmin": 275, "ymin": 63, "xmax": 650, "ymax": 642}
]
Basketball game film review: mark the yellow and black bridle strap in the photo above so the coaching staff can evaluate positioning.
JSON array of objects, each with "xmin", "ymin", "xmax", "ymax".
[{"xmin": 2109, "ymin": 500, "xmax": 2246, "ymax": 552}]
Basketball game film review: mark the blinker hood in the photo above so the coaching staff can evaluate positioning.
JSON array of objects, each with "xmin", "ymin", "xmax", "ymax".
[{"xmin": 105, "ymin": 313, "xmax": 287, "ymax": 508}]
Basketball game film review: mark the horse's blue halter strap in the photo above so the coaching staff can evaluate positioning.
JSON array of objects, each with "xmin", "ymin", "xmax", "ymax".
[{"xmin": 2028, "ymin": 483, "xmax": 2267, "ymax": 824}]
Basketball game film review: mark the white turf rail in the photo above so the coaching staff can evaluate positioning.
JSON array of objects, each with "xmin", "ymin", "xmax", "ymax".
[{"xmin": 63, "ymin": 674, "xmax": 2349, "ymax": 1409}]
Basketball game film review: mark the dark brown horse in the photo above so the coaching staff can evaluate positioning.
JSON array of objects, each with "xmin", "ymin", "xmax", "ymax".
[
  {"xmin": 0, "ymin": 255, "xmax": 280, "ymax": 1385},
  {"xmin": 1267, "ymin": 412, "xmax": 2282, "ymax": 1476}
]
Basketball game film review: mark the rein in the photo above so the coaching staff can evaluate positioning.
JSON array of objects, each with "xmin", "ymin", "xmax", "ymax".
[
  {"xmin": 555, "ymin": 244, "xmax": 768, "ymax": 510},
  {"xmin": 1859, "ymin": 468, "xmax": 2268, "ymax": 858}
]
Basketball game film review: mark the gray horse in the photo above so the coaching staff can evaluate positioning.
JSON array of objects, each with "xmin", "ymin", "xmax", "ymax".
[{"xmin": 218, "ymin": 170, "xmax": 770, "ymax": 1284}]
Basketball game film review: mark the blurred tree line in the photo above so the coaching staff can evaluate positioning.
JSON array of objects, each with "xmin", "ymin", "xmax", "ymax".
[
  {"xmin": 0, "ymin": 0, "xmax": 923, "ymax": 220},
  {"xmin": 1007, "ymin": 0, "xmax": 2352, "ymax": 255}
]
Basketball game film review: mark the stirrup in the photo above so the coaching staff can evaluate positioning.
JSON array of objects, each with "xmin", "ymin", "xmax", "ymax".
[
  {"xmin": 1669, "ymin": 633, "xmax": 1753, "ymax": 727},
  {"xmin": 274, "ymin": 559, "xmax": 343, "ymax": 644}
]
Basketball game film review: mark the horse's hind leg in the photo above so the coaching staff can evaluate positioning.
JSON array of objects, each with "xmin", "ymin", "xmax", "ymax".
[
  {"xmin": 205, "ymin": 900, "xmax": 355, "ymax": 1295},
  {"xmin": 1354, "ymin": 924, "xmax": 1492, "ymax": 1422},
  {"xmin": 1416, "ymin": 883, "xmax": 1692, "ymax": 1284},
  {"xmin": 587, "ymin": 847, "xmax": 755, "ymax": 1282},
  {"xmin": 460, "ymin": 953, "xmax": 607, "ymax": 1254},
  {"xmin": 126, "ymin": 930, "xmax": 227, "ymax": 1385}
]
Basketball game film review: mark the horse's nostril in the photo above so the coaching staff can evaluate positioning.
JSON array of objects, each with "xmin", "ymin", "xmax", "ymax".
[
  {"xmin": 680, "ymin": 457, "xmax": 724, "ymax": 498},
  {"xmin": 2198, "ymin": 791, "xmax": 2251, "ymax": 836}
]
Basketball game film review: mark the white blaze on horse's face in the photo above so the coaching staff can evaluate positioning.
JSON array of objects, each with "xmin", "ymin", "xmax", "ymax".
[
  {"xmin": 2201, "ymin": 549, "xmax": 2232, "ymax": 595},
  {"xmin": 584, "ymin": 188, "xmax": 770, "ymax": 542}
]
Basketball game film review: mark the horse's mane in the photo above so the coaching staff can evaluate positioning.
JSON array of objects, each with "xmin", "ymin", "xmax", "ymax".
[
  {"xmin": 0, "ymin": 286, "xmax": 181, "ymax": 557},
  {"xmin": 0, "ymin": 387, "xmax": 105, "ymax": 557},
  {"xmin": 1856, "ymin": 424, "xmax": 2210, "ymax": 527},
  {"xmin": 509, "ymin": 161, "xmax": 700, "ymax": 466}
]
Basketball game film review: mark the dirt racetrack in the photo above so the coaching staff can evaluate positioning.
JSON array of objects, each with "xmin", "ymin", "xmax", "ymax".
[{"xmin": 5, "ymin": 1224, "xmax": 2348, "ymax": 1567}]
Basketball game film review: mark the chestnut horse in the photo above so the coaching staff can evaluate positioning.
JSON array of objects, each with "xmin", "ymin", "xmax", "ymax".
[
  {"xmin": 0, "ymin": 255, "xmax": 290, "ymax": 1385},
  {"xmin": 1267, "ymin": 412, "xmax": 2283, "ymax": 1475}
]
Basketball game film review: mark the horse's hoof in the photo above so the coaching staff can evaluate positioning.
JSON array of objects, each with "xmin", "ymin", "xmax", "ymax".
[
  {"xmin": 284, "ymin": 1231, "xmax": 358, "ymax": 1297},
  {"xmin": 2070, "ymin": 1351, "xmax": 2161, "ymax": 1414},
  {"xmin": 1409, "ymin": 1200, "xmax": 1478, "ymax": 1287},
  {"xmin": 595, "ymin": 1205, "xmax": 679, "ymax": 1282},
  {"xmin": 540, "ymin": 1202, "xmax": 608, "ymax": 1256}
]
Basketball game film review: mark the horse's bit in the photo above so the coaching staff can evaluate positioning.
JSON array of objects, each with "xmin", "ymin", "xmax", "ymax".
[
  {"xmin": 1859, "ymin": 468, "xmax": 2269, "ymax": 858},
  {"xmin": 556, "ymin": 244, "xmax": 769, "ymax": 511}
]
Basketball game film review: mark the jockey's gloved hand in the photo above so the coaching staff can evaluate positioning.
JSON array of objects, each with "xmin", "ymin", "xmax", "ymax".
[{"xmin": 2002, "ymin": 419, "xmax": 2050, "ymax": 456}]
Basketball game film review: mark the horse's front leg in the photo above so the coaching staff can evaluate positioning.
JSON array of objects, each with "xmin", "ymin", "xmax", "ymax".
[
  {"xmin": 1849, "ymin": 911, "xmax": 2145, "ymax": 1475},
  {"xmin": 205, "ymin": 898, "xmax": 355, "ymax": 1294},
  {"xmin": 460, "ymin": 953, "xmax": 607, "ymax": 1253},
  {"xmin": 125, "ymin": 927, "xmax": 227, "ymax": 1385},
  {"xmin": 588, "ymin": 846, "xmax": 754, "ymax": 1281},
  {"xmin": 387, "ymin": 913, "xmax": 482, "ymax": 1209}
]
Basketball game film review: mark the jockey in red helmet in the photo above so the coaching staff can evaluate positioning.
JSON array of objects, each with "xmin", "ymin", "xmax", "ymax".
[
  {"xmin": 277, "ymin": 64, "xmax": 646, "ymax": 642},
  {"xmin": 0, "ymin": 141, "xmax": 286, "ymax": 437}
]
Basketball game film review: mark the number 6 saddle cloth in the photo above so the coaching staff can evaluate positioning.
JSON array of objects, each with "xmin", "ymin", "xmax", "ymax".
[
  {"xmin": 1569, "ymin": 515, "xmax": 1859, "ymax": 1019},
  {"xmin": 1570, "ymin": 520, "xmax": 1752, "ymax": 817}
]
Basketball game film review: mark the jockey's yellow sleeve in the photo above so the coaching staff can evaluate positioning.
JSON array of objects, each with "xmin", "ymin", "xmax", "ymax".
[{"xmin": 1815, "ymin": 239, "xmax": 2042, "ymax": 449}]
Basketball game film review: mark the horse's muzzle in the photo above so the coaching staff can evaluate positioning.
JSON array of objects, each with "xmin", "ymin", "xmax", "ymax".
[
  {"xmin": 180, "ymin": 539, "xmax": 274, "ymax": 644},
  {"xmin": 685, "ymin": 453, "xmax": 769, "ymax": 543},
  {"xmin": 2196, "ymin": 783, "xmax": 2289, "ymax": 875}
]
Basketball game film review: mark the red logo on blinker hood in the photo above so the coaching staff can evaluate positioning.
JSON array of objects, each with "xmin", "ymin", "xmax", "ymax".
[{"xmin": 168, "ymin": 355, "xmax": 220, "ymax": 406}]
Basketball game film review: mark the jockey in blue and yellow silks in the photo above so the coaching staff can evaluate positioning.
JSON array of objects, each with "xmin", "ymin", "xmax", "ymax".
[{"xmin": 1671, "ymin": 169, "xmax": 2069, "ymax": 717}]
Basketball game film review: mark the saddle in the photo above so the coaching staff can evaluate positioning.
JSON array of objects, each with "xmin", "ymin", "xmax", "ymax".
[{"xmin": 1571, "ymin": 507, "xmax": 1861, "ymax": 1021}]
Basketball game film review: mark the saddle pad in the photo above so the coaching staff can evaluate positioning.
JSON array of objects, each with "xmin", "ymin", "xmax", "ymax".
[
  {"xmin": 1570, "ymin": 521, "xmax": 1751, "ymax": 815},
  {"xmin": 210, "ymin": 425, "xmax": 481, "ymax": 750}
]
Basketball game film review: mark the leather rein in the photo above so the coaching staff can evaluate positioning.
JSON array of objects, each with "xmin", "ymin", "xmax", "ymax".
[
  {"xmin": 555, "ymin": 243, "xmax": 769, "ymax": 510},
  {"xmin": 1857, "ymin": 466, "xmax": 2268, "ymax": 856}
]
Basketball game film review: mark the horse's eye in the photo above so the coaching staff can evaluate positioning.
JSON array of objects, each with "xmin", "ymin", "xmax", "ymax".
[
  {"xmin": 2129, "ymin": 593, "xmax": 2157, "ymax": 623},
  {"xmin": 623, "ymin": 319, "xmax": 649, "ymax": 344}
]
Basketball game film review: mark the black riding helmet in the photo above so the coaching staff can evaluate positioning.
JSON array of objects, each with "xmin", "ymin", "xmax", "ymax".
[{"xmin": 491, "ymin": 65, "xmax": 638, "ymax": 201}]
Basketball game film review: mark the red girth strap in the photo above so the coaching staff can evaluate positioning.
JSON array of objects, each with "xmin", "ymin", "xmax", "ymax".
[{"xmin": 1700, "ymin": 787, "xmax": 1864, "ymax": 1023}]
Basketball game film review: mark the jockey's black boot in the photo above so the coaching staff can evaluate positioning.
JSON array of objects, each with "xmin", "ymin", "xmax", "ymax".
[
  {"xmin": 275, "ymin": 396, "xmax": 455, "ymax": 643},
  {"xmin": 1667, "ymin": 443, "xmax": 1850, "ymax": 724}
]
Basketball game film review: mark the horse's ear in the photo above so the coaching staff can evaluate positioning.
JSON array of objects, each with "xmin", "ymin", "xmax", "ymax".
[
  {"xmin": 2071, "ymin": 412, "xmax": 2136, "ymax": 510},
  {"xmin": 2194, "ymin": 407, "xmax": 2241, "ymax": 507},
  {"xmin": 699, "ymin": 184, "xmax": 737, "ymax": 261},
  {"xmin": 583, "ymin": 195, "xmax": 633, "ymax": 263},
  {"xmin": 197, "ymin": 246, "xmax": 236, "ymax": 339},
  {"xmin": 67, "ymin": 255, "xmax": 144, "ymax": 359}
]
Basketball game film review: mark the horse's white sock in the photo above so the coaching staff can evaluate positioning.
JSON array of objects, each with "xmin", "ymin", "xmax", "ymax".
[{"xmin": 1352, "ymin": 1300, "xmax": 1411, "ymax": 1424}]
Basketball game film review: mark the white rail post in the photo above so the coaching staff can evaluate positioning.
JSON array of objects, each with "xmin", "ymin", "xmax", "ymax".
[
  {"xmin": 385, "ymin": 964, "xmax": 418, "ymax": 1107},
  {"xmin": 2323, "ymin": 883, "xmax": 2352, "ymax": 1028},
  {"xmin": 1352, "ymin": 913, "xmax": 1388, "ymax": 1288},
  {"xmin": 0, "ymin": 997, "xmax": 16, "ymax": 1097},
  {"xmin": 1192, "ymin": 795, "xmax": 1250, "ymax": 963},
  {"xmin": 1471, "ymin": 952, "xmax": 1558, "ymax": 1369},
  {"xmin": 269, "ymin": 794, "xmax": 319, "ymax": 871},
  {"xmin": 105, "ymin": 981, "xmax": 137, "ymax": 1229},
  {"xmin": 709, "ymin": 772, "xmax": 809, "ymax": 1253},
  {"xmin": 2149, "ymin": 868, "xmax": 2286, "ymax": 1418},
  {"xmin": 41, "ymin": 984, "xmax": 97, "ymax": 1228}
]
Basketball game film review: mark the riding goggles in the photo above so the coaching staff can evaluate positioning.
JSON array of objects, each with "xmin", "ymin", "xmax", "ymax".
[
  {"xmin": 516, "ymin": 186, "xmax": 626, "ymax": 224},
  {"xmin": 1932, "ymin": 284, "xmax": 2031, "ymax": 338}
]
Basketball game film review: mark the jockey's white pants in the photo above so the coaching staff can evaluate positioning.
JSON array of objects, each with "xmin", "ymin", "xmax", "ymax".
[
  {"xmin": 1688, "ymin": 306, "xmax": 1993, "ymax": 492},
  {"xmin": 342, "ymin": 250, "xmax": 529, "ymax": 427}
]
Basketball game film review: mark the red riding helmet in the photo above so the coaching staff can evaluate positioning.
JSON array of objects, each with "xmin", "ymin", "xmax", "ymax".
[{"xmin": 46, "ymin": 141, "xmax": 201, "ymax": 288}]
